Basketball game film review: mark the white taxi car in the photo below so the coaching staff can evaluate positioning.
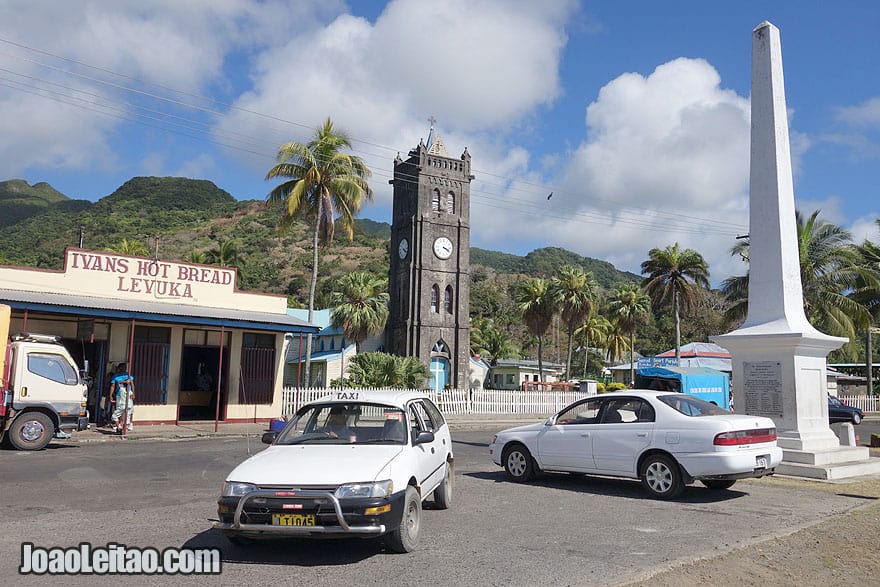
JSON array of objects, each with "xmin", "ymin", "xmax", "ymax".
[
  {"xmin": 214, "ymin": 390, "xmax": 453, "ymax": 553},
  {"xmin": 489, "ymin": 390, "xmax": 782, "ymax": 499}
]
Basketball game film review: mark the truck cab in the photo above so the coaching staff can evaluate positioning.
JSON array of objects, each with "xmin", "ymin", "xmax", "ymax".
[{"xmin": 1, "ymin": 333, "xmax": 89, "ymax": 450}]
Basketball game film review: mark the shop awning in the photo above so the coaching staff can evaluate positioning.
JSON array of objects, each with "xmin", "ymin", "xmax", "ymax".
[{"xmin": 0, "ymin": 288, "xmax": 318, "ymax": 333}]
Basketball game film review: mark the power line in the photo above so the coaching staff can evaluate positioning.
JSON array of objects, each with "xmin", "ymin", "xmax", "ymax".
[{"xmin": 0, "ymin": 36, "xmax": 749, "ymax": 237}]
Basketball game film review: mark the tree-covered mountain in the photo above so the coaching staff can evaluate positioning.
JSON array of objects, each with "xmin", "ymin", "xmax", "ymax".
[
  {"xmin": 0, "ymin": 179, "xmax": 76, "ymax": 229},
  {"xmin": 472, "ymin": 246, "xmax": 640, "ymax": 287},
  {"xmin": 0, "ymin": 176, "xmax": 639, "ymax": 302}
]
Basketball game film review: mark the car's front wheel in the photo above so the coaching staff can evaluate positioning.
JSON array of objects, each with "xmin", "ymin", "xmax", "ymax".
[
  {"xmin": 852, "ymin": 412, "xmax": 862, "ymax": 425},
  {"xmin": 386, "ymin": 486, "xmax": 421, "ymax": 553},
  {"xmin": 502, "ymin": 444, "xmax": 535, "ymax": 482},
  {"xmin": 640, "ymin": 454, "xmax": 684, "ymax": 499},
  {"xmin": 701, "ymin": 479, "xmax": 736, "ymax": 490},
  {"xmin": 433, "ymin": 461, "xmax": 453, "ymax": 509}
]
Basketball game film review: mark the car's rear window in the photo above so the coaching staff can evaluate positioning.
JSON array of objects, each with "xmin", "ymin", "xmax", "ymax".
[{"xmin": 658, "ymin": 394, "xmax": 728, "ymax": 416}]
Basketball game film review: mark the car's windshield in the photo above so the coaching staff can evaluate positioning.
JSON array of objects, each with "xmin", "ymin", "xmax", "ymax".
[
  {"xmin": 828, "ymin": 396, "xmax": 843, "ymax": 407},
  {"xmin": 275, "ymin": 403, "xmax": 408, "ymax": 445},
  {"xmin": 658, "ymin": 394, "xmax": 729, "ymax": 416}
]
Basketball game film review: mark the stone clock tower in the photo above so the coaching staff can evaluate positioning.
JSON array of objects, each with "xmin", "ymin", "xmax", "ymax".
[{"xmin": 387, "ymin": 123, "xmax": 472, "ymax": 390}]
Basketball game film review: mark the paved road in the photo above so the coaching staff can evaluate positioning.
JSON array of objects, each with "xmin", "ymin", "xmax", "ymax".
[{"xmin": 1, "ymin": 430, "xmax": 875, "ymax": 586}]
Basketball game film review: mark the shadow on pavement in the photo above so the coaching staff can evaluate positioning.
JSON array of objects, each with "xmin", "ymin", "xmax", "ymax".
[
  {"xmin": 184, "ymin": 529, "xmax": 386, "ymax": 565},
  {"xmin": 466, "ymin": 469, "xmax": 749, "ymax": 503},
  {"xmin": 452, "ymin": 438, "xmax": 489, "ymax": 448}
]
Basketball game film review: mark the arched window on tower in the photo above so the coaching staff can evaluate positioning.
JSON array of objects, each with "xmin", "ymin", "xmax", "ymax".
[
  {"xmin": 431, "ymin": 284, "xmax": 439, "ymax": 313},
  {"xmin": 432, "ymin": 188, "xmax": 441, "ymax": 212},
  {"xmin": 446, "ymin": 191, "xmax": 455, "ymax": 214},
  {"xmin": 444, "ymin": 286, "xmax": 453, "ymax": 314}
]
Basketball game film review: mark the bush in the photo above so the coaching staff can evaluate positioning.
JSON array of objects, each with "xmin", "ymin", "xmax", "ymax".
[
  {"xmin": 605, "ymin": 382, "xmax": 627, "ymax": 392},
  {"xmin": 595, "ymin": 382, "xmax": 605, "ymax": 393}
]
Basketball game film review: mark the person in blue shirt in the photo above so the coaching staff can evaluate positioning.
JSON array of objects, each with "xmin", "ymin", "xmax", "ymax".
[{"xmin": 109, "ymin": 363, "xmax": 135, "ymax": 433}]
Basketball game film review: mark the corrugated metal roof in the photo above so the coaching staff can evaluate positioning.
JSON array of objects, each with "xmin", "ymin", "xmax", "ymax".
[{"xmin": 0, "ymin": 288, "xmax": 317, "ymax": 333}]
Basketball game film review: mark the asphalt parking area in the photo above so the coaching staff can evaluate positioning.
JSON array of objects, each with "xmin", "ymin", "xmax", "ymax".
[{"xmin": 1, "ymin": 431, "xmax": 874, "ymax": 586}]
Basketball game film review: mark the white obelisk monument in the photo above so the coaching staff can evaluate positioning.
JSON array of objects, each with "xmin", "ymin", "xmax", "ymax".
[{"xmin": 713, "ymin": 22, "xmax": 872, "ymax": 477}]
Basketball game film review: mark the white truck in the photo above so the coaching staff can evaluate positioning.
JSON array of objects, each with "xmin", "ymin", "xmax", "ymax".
[{"xmin": 1, "ymin": 304, "xmax": 89, "ymax": 450}]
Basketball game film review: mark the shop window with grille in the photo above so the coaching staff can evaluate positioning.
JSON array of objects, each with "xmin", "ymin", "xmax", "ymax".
[
  {"xmin": 132, "ymin": 326, "xmax": 171, "ymax": 405},
  {"xmin": 239, "ymin": 332, "xmax": 276, "ymax": 404}
]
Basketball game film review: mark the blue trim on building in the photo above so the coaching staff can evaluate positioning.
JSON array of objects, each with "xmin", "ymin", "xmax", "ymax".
[{"xmin": 4, "ymin": 300, "xmax": 316, "ymax": 333}]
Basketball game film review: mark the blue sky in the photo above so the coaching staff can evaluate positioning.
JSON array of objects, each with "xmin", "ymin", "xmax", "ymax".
[{"xmin": 1, "ymin": 0, "xmax": 878, "ymax": 284}]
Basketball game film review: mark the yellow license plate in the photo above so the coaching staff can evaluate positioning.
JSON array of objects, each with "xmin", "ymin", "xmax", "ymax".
[{"xmin": 272, "ymin": 513, "xmax": 316, "ymax": 526}]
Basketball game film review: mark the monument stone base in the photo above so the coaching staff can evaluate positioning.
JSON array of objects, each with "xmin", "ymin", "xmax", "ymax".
[{"xmin": 775, "ymin": 446, "xmax": 880, "ymax": 480}]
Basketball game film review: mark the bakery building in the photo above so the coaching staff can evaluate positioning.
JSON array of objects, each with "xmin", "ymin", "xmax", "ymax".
[{"xmin": 0, "ymin": 248, "xmax": 316, "ymax": 425}]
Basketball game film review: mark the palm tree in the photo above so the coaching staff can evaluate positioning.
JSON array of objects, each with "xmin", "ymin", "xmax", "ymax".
[
  {"xmin": 608, "ymin": 283, "xmax": 651, "ymax": 386},
  {"xmin": 641, "ymin": 243, "xmax": 709, "ymax": 362},
  {"xmin": 604, "ymin": 322, "xmax": 630, "ymax": 364},
  {"xmin": 515, "ymin": 277, "xmax": 556, "ymax": 381},
  {"xmin": 206, "ymin": 238, "xmax": 240, "ymax": 267},
  {"xmin": 266, "ymin": 117, "xmax": 373, "ymax": 386},
  {"xmin": 850, "ymin": 220, "xmax": 880, "ymax": 391},
  {"xmin": 187, "ymin": 250, "xmax": 207, "ymax": 264},
  {"xmin": 550, "ymin": 266, "xmax": 597, "ymax": 379},
  {"xmin": 347, "ymin": 352, "xmax": 430, "ymax": 388},
  {"xmin": 109, "ymin": 238, "xmax": 150, "ymax": 257},
  {"xmin": 574, "ymin": 314, "xmax": 611, "ymax": 378},
  {"xmin": 722, "ymin": 211, "xmax": 873, "ymax": 347},
  {"xmin": 472, "ymin": 321, "xmax": 518, "ymax": 366},
  {"xmin": 329, "ymin": 272, "xmax": 389, "ymax": 353}
]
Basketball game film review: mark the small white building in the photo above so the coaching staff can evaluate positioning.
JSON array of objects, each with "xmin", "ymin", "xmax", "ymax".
[{"xmin": 486, "ymin": 359, "xmax": 565, "ymax": 390}]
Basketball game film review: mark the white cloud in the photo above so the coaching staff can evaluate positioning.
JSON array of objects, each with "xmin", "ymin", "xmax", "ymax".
[
  {"xmin": 794, "ymin": 196, "xmax": 844, "ymax": 225},
  {"xmin": 470, "ymin": 58, "xmax": 754, "ymax": 285},
  {"xmin": 849, "ymin": 215, "xmax": 880, "ymax": 244},
  {"xmin": 837, "ymin": 96, "xmax": 880, "ymax": 129},
  {"xmin": 0, "ymin": 0, "xmax": 342, "ymax": 177},
  {"xmin": 214, "ymin": 0, "xmax": 577, "ymax": 208}
]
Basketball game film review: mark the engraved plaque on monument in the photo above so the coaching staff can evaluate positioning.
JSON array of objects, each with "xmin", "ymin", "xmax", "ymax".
[{"xmin": 743, "ymin": 361, "xmax": 783, "ymax": 418}]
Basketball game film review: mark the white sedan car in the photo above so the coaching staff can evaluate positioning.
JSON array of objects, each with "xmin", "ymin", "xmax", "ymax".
[
  {"xmin": 213, "ymin": 390, "xmax": 453, "ymax": 553},
  {"xmin": 489, "ymin": 390, "xmax": 782, "ymax": 499}
]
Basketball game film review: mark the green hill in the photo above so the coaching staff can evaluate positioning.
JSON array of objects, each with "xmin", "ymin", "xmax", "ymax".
[
  {"xmin": 0, "ymin": 179, "xmax": 76, "ymax": 229},
  {"xmin": 0, "ymin": 175, "xmax": 640, "ymax": 298}
]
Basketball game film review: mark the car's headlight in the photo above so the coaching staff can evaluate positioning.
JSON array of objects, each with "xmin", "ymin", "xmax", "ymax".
[
  {"xmin": 221, "ymin": 481, "xmax": 257, "ymax": 497},
  {"xmin": 334, "ymin": 480, "xmax": 393, "ymax": 499}
]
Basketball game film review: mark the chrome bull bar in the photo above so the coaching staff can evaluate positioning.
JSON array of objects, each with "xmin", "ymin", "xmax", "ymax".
[{"xmin": 212, "ymin": 489, "xmax": 386, "ymax": 535}]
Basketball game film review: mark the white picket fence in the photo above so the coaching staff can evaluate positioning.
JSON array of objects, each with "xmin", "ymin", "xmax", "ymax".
[
  {"xmin": 279, "ymin": 388, "xmax": 879, "ymax": 418},
  {"xmin": 280, "ymin": 387, "xmax": 592, "ymax": 417},
  {"xmin": 838, "ymin": 395, "xmax": 880, "ymax": 413}
]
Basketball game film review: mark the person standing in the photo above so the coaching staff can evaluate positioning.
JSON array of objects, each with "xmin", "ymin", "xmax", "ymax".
[{"xmin": 109, "ymin": 363, "xmax": 135, "ymax": 434}]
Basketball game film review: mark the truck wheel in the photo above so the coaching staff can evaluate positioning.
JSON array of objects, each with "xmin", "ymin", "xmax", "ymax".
[{"xmin": 9, "ymin": 412, "xmax": 54, "ymax": 451}]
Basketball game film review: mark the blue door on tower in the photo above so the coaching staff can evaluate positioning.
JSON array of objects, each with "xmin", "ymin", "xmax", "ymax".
[{"xmin": 429, "ymin": 357, "xmax": 449, "ymax": 391}]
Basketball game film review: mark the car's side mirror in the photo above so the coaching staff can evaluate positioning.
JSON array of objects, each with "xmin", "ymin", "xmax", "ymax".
[
  {"xmin": 413, "ymin": 431, "xmax": 435, "ymax": 445},
  {"xmin": 545, "ymin": 416, "xmax": 556, "ymax": 426},
  {"xmin": 261, "ymin": 431, "xmax": 278, "ymax": 445}
]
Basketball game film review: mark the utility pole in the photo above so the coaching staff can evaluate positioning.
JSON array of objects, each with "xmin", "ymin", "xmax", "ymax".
[{"xmin": 78, "ymin": 226, "xmax": 85, "ymax": 248}]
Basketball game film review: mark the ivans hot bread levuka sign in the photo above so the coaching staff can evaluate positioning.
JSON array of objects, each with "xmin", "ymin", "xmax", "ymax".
[{"xmin": 65, "ymin": 249, "xmax": 236, "ymax": 302}]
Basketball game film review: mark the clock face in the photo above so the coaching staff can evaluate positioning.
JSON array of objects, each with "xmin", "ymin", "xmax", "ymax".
[
  {"xmin": 398, "ymin": 238, "xmax": 409, "ymax": 259},
  {"xmin": 433, "ymin": 236, "xmax": 453, "ymax": 259}
]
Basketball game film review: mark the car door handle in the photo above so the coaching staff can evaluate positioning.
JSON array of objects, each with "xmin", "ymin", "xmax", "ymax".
[
  {"xmin": 580, "ymin": 433, "xmax": 590, "ymax": 437},
  {"xmin": 636, "ymin": 433, "xmax": 647, "ymax": 437},
  {"xmin": 431, "ymin": 447, "xmax": 435, "ymax": 454}
]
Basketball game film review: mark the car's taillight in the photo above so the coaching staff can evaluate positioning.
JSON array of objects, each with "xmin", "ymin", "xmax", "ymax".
[{"xmin": 714, "ymin": 428, "xmax": 777, "ymax": 446}]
